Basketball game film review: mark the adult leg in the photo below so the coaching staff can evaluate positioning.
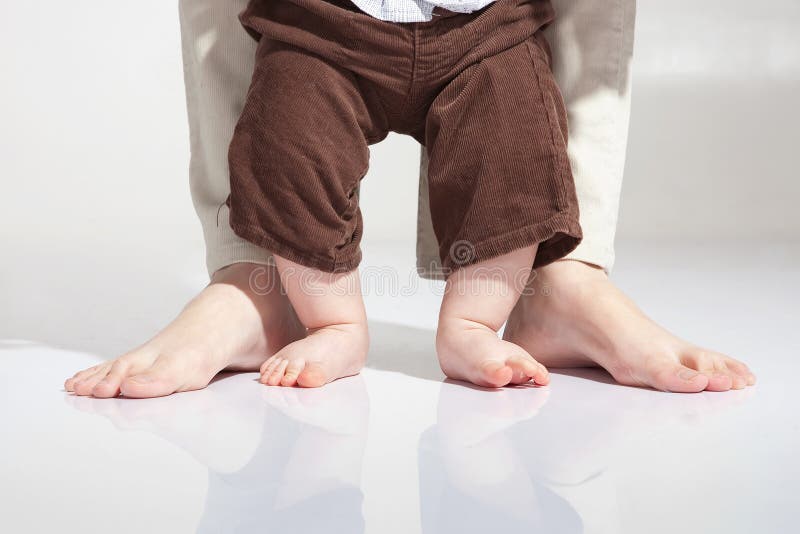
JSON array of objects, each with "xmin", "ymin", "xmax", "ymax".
[
  {"xmin": 416, "ymin": 0, "xmax": 754, "ymax": 392},
  {"xmin": 65, "ymin": 0, "xmax": 305, "ymax": 398},
  {"xmin": 503, "ymin": 0, "xmax": 755, "ymax": 392}
]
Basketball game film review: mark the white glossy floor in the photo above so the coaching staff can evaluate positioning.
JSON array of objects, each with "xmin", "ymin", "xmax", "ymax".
[{"xmin": 1, "ymin": 240, "xmax": 798, "ymax": 534}]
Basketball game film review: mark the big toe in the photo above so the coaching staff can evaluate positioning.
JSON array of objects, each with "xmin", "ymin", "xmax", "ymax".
[
  {"xmin": 119, "ymin": 373, "xmax": 178, "ymax": 398},
  {"xmin": 120, "ymin": 360, "xmax": 186, "ymax": 398},
  {"xmin": 297, "ymin": 362, "xmax": 329, "ymax": 388},
  {"xmin": 477, "ymin": 360, "xmax": 514, "ymax": 388}
]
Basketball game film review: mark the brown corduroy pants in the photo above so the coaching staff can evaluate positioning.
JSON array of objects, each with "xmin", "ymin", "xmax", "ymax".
[{"xmin": 227, "ymin": 0, "xmax": 582, "ymax": 274}]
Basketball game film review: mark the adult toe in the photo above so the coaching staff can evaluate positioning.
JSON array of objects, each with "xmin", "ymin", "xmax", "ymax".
[
  {"xmin": 73, "ymin": 366, "xmax": 112, "ymax": 396},
  {"xmin": 92, "ymin": 360, "xmax": 136, "ymax": 398},
  {"xmin": 647, "ymin": 359, "xmax": 709, "ymax": 393},
  {"xmin": 722, "ymin": 356, "xmax": 756, "ymax": 386},
  {"xmin": 682, "ymin": 349, "xmax": 733, "ymax": 392},
  {"xmin": 65, "ymin": 364, "xmax": 105, "ymax": 392}
]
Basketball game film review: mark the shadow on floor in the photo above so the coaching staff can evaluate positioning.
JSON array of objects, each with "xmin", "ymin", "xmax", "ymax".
[
  {"xmin": 366, "ymin": 321, "xmax": 443, "ymax": 382},
  {"xmin": 0, "ymin": 237, "xmax": 448, "ymax": 382}
]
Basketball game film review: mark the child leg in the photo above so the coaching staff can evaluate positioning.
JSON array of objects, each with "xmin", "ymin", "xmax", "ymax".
[
  {"xmin": 260, "ymin": 255, "xmax": 368, "ymax": 388},
  {"xmin": 422, "ymin": 20, "xmax": 584, "ymax": 387},
  {"xmin": 226, "ymin": 5, "xmax": 393, "ymax": 388},
  {"xmin": 437, "ymin": 246, "xmax": 550, "ymax": 388}
]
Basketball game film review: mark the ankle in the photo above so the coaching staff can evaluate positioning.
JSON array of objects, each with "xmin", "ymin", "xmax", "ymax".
[
  {"xmin": 437, "ymin": 316, "xmax": 497, "ymax": 358},
  {"xmin": 543, "ymin": 259, "xmax": 607, "ymax": 284},
  {"xmin": 311, "ymin": 321, "xmax": 370, "ymax": 354}
]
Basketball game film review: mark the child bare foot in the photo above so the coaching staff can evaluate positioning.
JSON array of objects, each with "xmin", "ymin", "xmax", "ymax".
[
  {"xmin": 64, "ymin": 262, "xmax": 305, "ymax": 398},
  {"xmin": 437, "ymin": 247, "xmax": 549, "ymax": 388},
  {"xmin": 504, "ymin": 260, "xmax": 757, "ymax": 393},
  {"xmin": 258, "ymin": 256, "xmax": 368, "ymax": 388}
]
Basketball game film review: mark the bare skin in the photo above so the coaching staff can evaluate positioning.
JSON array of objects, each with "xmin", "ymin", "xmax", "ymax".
[
  {"xmin": 436, "ymin": 246, "xmax": 550, "ymax": 389},
  {"xmin": 258, "ymin": 256, "xmax": 369, "ymax": 388},
  {"xmin": 504, "ymin": 260, "xmax": 757, "ymax": 393},
  {"xmin": 64, "ymin": 262, "xmax": 306, "ymax": 398},
  {"xmin": 261, "ymin": 248, "xmax": 549, "ymax": 390},
  {"xmin": 64, "ymin": 255, "xmax": 756, "ymax": 397}
]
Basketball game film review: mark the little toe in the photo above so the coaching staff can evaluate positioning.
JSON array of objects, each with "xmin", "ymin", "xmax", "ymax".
[
  {"xmin": 280, "ymin": 361, "xmax": 305, "ymax": 387},
  {"xmin": 297, "ymin": 362, "xmax": 330, "ymax": 388}
]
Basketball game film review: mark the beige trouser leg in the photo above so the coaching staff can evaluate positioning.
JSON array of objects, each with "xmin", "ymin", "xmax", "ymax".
[
  {"xmin": 180, "ymin": 0, "xmax": 270, "ymax": 276},
  {"xmin": 180, "ymin": 0, "xmax": 636, "ymax": 277}
]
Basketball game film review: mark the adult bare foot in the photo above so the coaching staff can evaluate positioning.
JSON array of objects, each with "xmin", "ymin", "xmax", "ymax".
[
  {"xmin": 64, "ymin": 262, "xmax": 306, "ymax": 398},
  {"xmin": 504, "ymin": 260, "xmax": 756, "ymax": 393}
]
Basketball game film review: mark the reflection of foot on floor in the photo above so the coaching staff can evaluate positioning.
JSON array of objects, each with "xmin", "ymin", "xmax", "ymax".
[
  {"xmin": 419, "ymin": 382, "xmax": 582, "ymax": 533},
  {"xmin": 435, "ymin": 380, "xmax": 549, "ymax": 444},
  {"xmin": 433, "ymin": 383, "xmax": 547, "ymax": 510},
  {"xmin": 505, "ymin": 260, "xmax": 757, "ymax": 393},
  {"xmin": 194, "ymin": 376, "xmax": 371, "ymax": 533},
  {"xmin": 64, "ymin": 375, "xmax": 268, "ymax": 473},
  {"xmin": 260, "ymin": 374, "xmax": 370, "ymax": 435},
  {"xmin": 64, "ymin": 263, "xmax": 305, "ymax": 398},
  {"xmin": 260, "ymin": 376, "xmax": 370, "ymax": 511}
]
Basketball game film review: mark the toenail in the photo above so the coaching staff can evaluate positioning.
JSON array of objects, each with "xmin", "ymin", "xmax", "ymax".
[{"xmin": 679, "ymin": 369, "xmax": 699, "ymax": 380}]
